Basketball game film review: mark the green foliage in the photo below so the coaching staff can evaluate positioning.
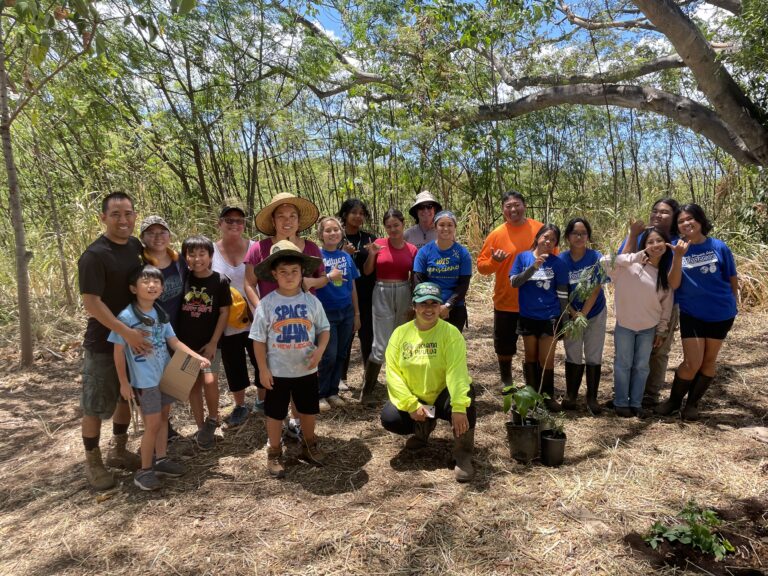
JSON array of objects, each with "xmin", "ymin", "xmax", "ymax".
[
  {"xmin": 502, "ymin": 385, "xmax": 547, "ymax": 420},
  {"xmin": 645, "ymin": 501, "xmax": 735, "ymax": 561}
]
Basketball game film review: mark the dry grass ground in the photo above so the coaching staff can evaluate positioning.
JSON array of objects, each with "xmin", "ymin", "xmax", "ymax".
[{"xmin": 0, "ymin": 276, "xmax": 766, "ymax": 575}]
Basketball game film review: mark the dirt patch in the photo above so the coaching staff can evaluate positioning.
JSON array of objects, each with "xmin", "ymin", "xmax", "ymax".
[{"xmin": 1, "ymin": 279, "xmax": 767, "ymax": 575}]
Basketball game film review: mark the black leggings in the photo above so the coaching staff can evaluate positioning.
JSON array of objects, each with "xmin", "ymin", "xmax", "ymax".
[
  {"xmin": 220, "ymin": 331, "xmax": 260, "ymax": 392},
  {"xmin": 380, "ymin": 385, "xmax": 476, "ymax": 435},
  {"xmin": 341, "ymin": 293, "xmax": 373, "ymax": 378}
]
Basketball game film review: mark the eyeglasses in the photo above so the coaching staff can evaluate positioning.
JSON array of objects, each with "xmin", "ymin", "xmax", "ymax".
[
  {"xmin": 144, "ymin": 230, "xmax": 169, "ymax": 238},
  {"xmin": 418, "ymin": 204, "xmax": 436, "ymax": 210},
  {"xmin": 569, "ymin": 232, "xmax": 588, "ymax": 238},
  {"xmin": 223, "ymin": 217, "xmax": 246, "ymax": 225}
]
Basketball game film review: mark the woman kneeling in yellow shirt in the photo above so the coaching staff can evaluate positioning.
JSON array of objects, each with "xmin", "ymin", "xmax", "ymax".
[{"xmin": 380, "ymin": 282, "xmax": 476, "ymax": 482}]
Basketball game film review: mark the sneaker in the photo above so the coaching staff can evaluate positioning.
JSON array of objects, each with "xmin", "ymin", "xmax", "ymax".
[
  {"xmin": 327, "ymin": 395, "xmax": 346, "ymax": 408},
  {"xmin": 253, "ymin": 398, "xmax": 265, "ymax": 414},
  {"xmin": 194, "ymin": 417, "xmax": 218, "ymax": 450},
  {"xmin": 134, "ymin": 469, "xmax": 162, "ymax": 491},
  {"xmin": 282, "ymin": 418, "xmax": 302, "ymax": 443},
  {"xmin": 167, "ymin": 422, "xmax": 181, "ymax": 444},
  {"xmin": 338, "ymin": 380, "xmax": 350, "ymax": 392},
  {"xmin": 318, "ymin": 398, "xmax": 331, "ymax": 413},
  {"xmin": 153, "ymin": 457, "xmax": 187, "ymax": 478},
  {"xmin": 226, "ymin": 405, "xmax": 249, "ymax": 427},
  {"xmin": 299, "ymin": 438, "xmax": 326, "ymax": 467}
]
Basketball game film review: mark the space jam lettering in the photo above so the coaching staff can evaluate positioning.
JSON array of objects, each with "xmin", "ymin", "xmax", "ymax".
[
  {"xmin": 271, "ymin": 303, "xmax": 312, "ymax": 348},
  {"xmin": 682, "ymin": 251, "xmax": 719, "ymax": 274}
]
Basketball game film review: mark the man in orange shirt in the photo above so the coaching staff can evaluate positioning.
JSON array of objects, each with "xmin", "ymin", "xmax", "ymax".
[{"xmin": 477, "ymin": 192, "xmax": 545, "ymax": 390}]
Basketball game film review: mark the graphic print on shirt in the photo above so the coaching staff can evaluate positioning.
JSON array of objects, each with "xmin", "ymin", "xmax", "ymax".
[
  {"xmin": 682, "ymin": 251, "xmax": 719, "ymax": 275},
  {"xmin": 182, "ymin": 286, "xmax": 212, "ymax": 318},
  {"xmin": 271, "ymin": 303, "xmax": 313, "ymax": 350},
  {"xmin": 401, "ymin": 340, "xmax": 438, "ymax": 360},
  {"xmin": 129, "ymin": 319, "xmax": 167, "ymax": 364},
  {"xmin": 323, "ymin": 254, "xmax": 349, "ymax": 286},
  {"xmin": 427, "ymin": 251, "xmax": 462, "ymax": 276},
  {"xmin": 531, "ymin": 267, "xmax": 554, "ymax": 291}
]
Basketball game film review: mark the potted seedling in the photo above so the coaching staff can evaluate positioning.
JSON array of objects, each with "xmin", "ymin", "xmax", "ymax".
[
  {"xmin": 503, "ymin": 384, "xmax": 547, "ymax": 463},
  {"xmin": 540, "ymin": 411, "xmax": 567, "ymax": 467}
]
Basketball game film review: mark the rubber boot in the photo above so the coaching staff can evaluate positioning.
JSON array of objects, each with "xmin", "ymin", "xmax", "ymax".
[
  {"xmin": 499, "ymin": 359, "xmax": 513, "ymax": 394},
  {"xmin": 561, "ymin": 362, "xmax": 585, "ymax": 410},
  {"xmin": 681, "ymin": 373, "xmax": 713, "ymax": 421},
  {"xmin": 541, "ymin": 368, "xmax": 562, "ymax": 412},
  {"xmin": 405, "ymin": 419, "xmax": 437, "ymax": 450},
  {"xmin": 85, "ymin": 447, "xmax": 115, "ymax": 490},
  {"xmin": 585, "ymin": 364, "xmax": 603, "ymax": 415},
  {"xmin": 359, "ymin": 360, "xmax": 382, "ymax": 407},
  {"xmin": 105, "ymin": 433, "xmax": 141, "ymax": 471},
  {"xmin": 655, "ymin": 373, "xmax": 693, "ymax": 416},
  {"xmin": 522, "ymin": 362, "xmax": 538, "ymax": 390},
  {"xmin": 452, "ymin": 429, "xmax": 475, "ymax": 483}
]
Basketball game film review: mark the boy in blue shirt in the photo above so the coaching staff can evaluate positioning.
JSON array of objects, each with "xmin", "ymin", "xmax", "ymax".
[
  {"xmin": 109, "ymin": 265, "xmax": 211, "ymax": 491},
  {"xmin": 250, "ymin": 240, "xmax": 330, "ymax": 479}
]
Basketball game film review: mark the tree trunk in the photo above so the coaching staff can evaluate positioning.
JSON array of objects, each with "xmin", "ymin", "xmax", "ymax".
[{"xmin": 0, "ymin": 23, "xmax": 34, "ymax": 366}]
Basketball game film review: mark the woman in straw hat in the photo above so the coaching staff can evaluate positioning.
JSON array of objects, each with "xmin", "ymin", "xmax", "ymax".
[{"xmin": 404, "ymin": 190, "xmax": 443, "ymax": 249}]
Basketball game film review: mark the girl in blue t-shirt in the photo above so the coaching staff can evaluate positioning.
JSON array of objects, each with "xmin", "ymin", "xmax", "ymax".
[
  {"xmin": 657, "ymin": 204, "xmax": 738, "ymax": 421},
  {"xmin": 510, "ymin": 224, "xmax": 569, "ymax": 411},
  {"xmin": 413, "ymin": 210, "xmax": 473, "ymax": 333},
  {"xmin": 558, "ymin": 218, "xmax": 607, "ymax": 415},
  {"xmin": 316, "ymin": 216, "xmax": 361, "ymax": 412}
]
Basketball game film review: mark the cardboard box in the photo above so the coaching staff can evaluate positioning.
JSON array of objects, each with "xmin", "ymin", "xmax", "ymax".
[{"xmin": 159, "ymin": 351, "xmax": 201, "ymax": 402}]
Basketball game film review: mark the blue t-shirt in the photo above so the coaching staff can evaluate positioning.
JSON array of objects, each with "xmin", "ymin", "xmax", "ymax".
[
  {"xmin": 316, "ymin": 249, "xmax": 360, "ymax": 311},
  {"xmin": 510, "ymin": 251, "xmax": 569, "ymax": 320},
  {"xmin": 108, "ymin": 305, "xmax": 176, "ymax": 389},
  {"xmin": 558, "ymin": 249, "xmax": 606, "ymax": 319},
  {"xmin": 249, "ymin": 290, "xmax": 330, "ymax": 378},
  {"xmin": 413, "ymin": 241, "xmax": 473, "ymax": 305},
  {"xmin": 676, "ymin": 237, "xmax": 737, "ymax": 322}
]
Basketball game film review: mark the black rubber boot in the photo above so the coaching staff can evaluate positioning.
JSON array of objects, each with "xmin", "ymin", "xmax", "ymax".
[
  {"xmin": 499, "ymin": 359, "xmax": 513, "ymax": 393},
  {"xmin": 522, "ymin": 362, "xmax": 538, "ymax": 390},
  {"xmin": 561, "ymin": 362, "xmax": 585, "ymax": 410},
  {"xmin": 541, "ymin": 368, "xmax": 562, "ymax": 412},
  {"xmin": 681, "ymin": 373, "xmax": 713, "ymax": 421},
  {"xmin": 585, "ymin": 364, "xmax": 603, "ymax": 415},
  {"xmin": 655, "ymin": 373, "xmax": 694, "ymax": 416},
  {"xmin": 359, "ymin": 361, "xmax": 382, "ymax": 407}
]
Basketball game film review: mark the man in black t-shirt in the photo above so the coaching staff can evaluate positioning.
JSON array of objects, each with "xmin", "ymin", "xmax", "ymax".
[{"xmin": 78, "ymin": 192, "xmax": 146, "ymax": 489}]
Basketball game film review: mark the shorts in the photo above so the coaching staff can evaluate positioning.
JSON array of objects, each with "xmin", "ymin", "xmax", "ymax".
[
  {"xmin": 201, "ymin": 349, "xmax": 222, "ymax": 375},
  {"xmin": 679, "ymin": 312, "xmax": 734, "ymax": 340},
  {"xmin": 81, "ymin": 350, "xmax": 121, "ymax": 420},
  {"xmin": 133, "ymin": 385, "xmax": 175, "ymax": 415},
  {"xmin": 493, "ymin": 310, "xmax": 519, "ymax": 356},
  {"xmin": 516, "ymin": 315, "xmax": 561, "ymax": 338},
  {"xmin": 264, "ymin": 373, "xmax": 320, "ymax": 420}
]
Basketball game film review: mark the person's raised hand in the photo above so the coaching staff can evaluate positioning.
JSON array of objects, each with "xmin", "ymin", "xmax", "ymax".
[
  {"xmin": 629, "ymin": 218, "xmax": 646, "ymax": 237},
  {"xmin": 668, "ymin": 240, "xmax": 689, "ymax": 257},
  {"xmin": 491, "ymin": 248, "xmax": 509, "ymax": 262},
  {"xmin": 367, "ymin": 242, "xmax": 383, "ymax": 256},
  {"xmin": 534, "ymin": 252, "xmax": 548, "ymax": 269}
]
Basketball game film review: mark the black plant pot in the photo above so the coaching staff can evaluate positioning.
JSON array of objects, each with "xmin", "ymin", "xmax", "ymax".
[
  {"xmin": 540, "ymin": 430, "xmax": 567, "ymax": 467},
  {"xmin": 505, "ymin": 419, "xmax": 539, "ymax": 463}
]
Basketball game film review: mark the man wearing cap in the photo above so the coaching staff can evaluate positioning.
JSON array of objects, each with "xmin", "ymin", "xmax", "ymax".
[
  {"xmin": 78, "ymin": 192, "xmax": 145, "ymax": 489},
  {"xmin": 477, "ymin": 191, "xmax": 546, "ymax": 391},
  {"xmin": 381, "ymin": 282, "xmax": 476, "ymax": 482},
  {"xmin": 404, "ymin": 191, "xmax": 443, "ymax": 249}
]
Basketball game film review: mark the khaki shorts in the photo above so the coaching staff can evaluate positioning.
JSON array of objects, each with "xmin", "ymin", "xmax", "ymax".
[{"xmin": 81, "ymin": 350, "xmax": 121, "ymax": 420}]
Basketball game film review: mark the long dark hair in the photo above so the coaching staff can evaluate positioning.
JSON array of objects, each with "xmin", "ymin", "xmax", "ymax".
[
  {"xmin": 652, "ymin": 197, "xmax": 681, "ymax": 236},
  {"xmin": 641, "ymin": 227, "xmax": 672, "ymax": 292},
  {"xmin": 531, "ymin": 223, "xmax": 561, "ymax": 250},
  {"xmin": 678, "ymin": 203, "xmax": 712, "ymax": 236}
]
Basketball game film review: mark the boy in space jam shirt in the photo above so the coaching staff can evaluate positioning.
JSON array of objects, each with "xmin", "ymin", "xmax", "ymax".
[{"xmin": 250, "ymin": 240, "xmax": 330, "ymax": 479}]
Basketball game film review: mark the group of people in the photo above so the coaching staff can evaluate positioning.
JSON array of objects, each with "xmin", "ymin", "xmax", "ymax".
[{"xmin": 76, "ymin": 188, "xmax": 737, "ymax": 490}]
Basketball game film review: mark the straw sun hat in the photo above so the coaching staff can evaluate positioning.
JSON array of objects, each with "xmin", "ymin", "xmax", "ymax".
[{"xmin": 254, "ymin": 193, "xmax": 320, "ymax": 236}]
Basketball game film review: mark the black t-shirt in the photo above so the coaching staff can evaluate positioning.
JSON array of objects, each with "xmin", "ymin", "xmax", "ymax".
[
  {"xmin": 78, "ymin": 235, "xmax": 143, "ymax": 353},
  {"xmin": 345, "ymin": 230, "xmax": 377, "ymax": 302},
  {"xmin": 176, "ymin": 271, "xmax": 232, "ymax": 351}
]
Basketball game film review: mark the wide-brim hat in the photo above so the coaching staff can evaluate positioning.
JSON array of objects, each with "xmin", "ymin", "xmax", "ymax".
[
  {"xmin": 254, "ymin": 240, "xmax": 323, "ymax": 281},
  {"xmin": 140, "ymin": 215, "xmax": 172, "ymax": 236},
  {"xmin": 254, "ymin": 193, "xmax": 319, "ymax": 236},
  {"xmin": 408, "ymin": 190, "xmax": 443, "ymax": 220}
]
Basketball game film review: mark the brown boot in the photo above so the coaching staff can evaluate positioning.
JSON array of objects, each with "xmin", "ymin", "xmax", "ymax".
[
  {"xmin": 405, "ymin": 419, "xmax": 437, "ymax": 450},
  {"xmin": 85, "ymin": 447, "xmax": 115, "ymax": 490},
  {"xmin": 299, "ymin": 437, "xmax": 326, "ymax": 467},
  {"xmin": 266, "ymin": 445, "xmax": 285, "ymax": 478},
  {"xmin": 105, "ymin": 433, "xmax": 141, "ymax": 471},
  {"xmin": 453, "ymin": 429, "xmax": 475, "ymax": 483}
]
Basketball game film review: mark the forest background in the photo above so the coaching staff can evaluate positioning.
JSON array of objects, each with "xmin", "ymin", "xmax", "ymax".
[{"xmin": 1, "ymin": 0, "xmax": 768, "ymax": 366}]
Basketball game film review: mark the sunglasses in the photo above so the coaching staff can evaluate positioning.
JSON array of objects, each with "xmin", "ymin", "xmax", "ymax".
[
  {"xmin": 223, "ymin": 217, "xmax": 246, "ymax": 225},
  {"xmin": 418, "ymin": 204, "xmax": 437, "ymax": 210}
]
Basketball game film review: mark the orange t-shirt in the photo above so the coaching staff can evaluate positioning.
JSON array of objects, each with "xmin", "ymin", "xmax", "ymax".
[{"xmin": 476, "ymin": 219, "xmax": 546, "ymax": 312}]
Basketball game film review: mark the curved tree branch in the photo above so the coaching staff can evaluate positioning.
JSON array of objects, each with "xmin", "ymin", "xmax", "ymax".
[
  {"xmin": 560, "ymin": 3, "xmax": 657, "ymax": 32},
  {"xmin": 456, "ymin": 83, "xmax": 759, "ymax": 166}
]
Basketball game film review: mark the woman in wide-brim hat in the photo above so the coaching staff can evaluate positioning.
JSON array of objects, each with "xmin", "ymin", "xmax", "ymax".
[
  {"xmin": 404, "ymin": 190, "xmax": 443, "ymax": 249},
  {"xmin": 245, "ymin": 192, "xmax": 341, "ymax": 308}
]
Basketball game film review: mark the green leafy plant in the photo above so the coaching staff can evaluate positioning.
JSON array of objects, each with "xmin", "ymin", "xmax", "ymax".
[
  {"xmin": 645, "ymin": 501, "xmax": 735, "ymax": 561},
  {"xmin": 502, "ymin": 385, "xmax": 547, "ymax": 420}
]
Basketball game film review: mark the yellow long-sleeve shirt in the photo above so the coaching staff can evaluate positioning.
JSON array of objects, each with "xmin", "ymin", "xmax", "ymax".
[{"xmin": 385, "ymin": 320, "xmax": 472, "ymax": 414}]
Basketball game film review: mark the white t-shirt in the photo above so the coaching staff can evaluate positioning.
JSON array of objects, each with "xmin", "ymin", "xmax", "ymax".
[{"xmin": 213, "ymin": 240, "xmax": 253, "ymax": 336}]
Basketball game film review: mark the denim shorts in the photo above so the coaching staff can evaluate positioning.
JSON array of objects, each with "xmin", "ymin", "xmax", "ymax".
[
  {"xmin": 134, "ymin": 385, "xmax": 175, "ymax": 415},
  {"xmin": 81, "ymin": 350, "xmax": 121, "ymax": 420}
]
